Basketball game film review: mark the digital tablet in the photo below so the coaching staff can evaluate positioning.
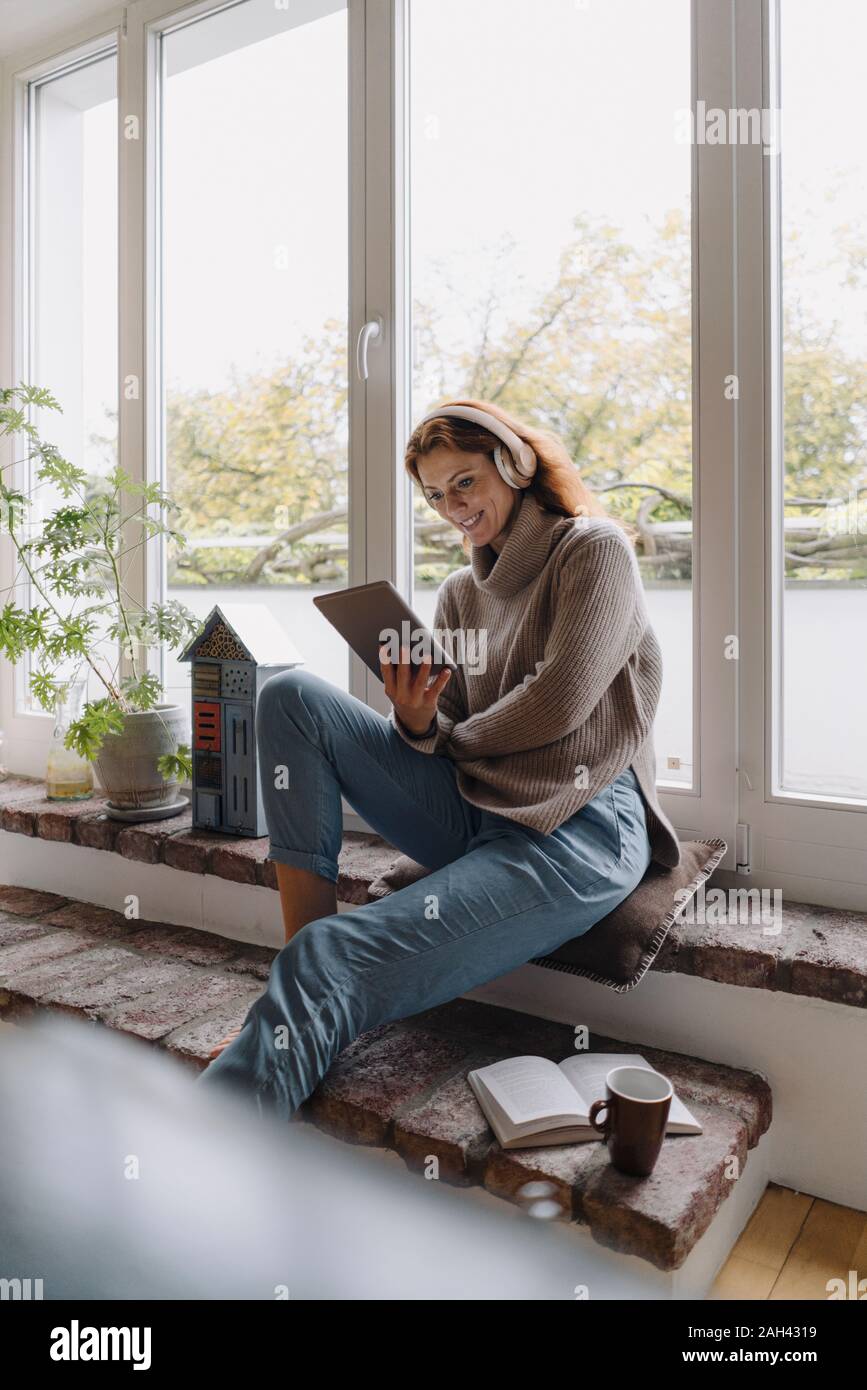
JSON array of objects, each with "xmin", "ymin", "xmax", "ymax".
[{"xmin": 313, "ymin": 579, "xmax": 459, "ymax": 683}]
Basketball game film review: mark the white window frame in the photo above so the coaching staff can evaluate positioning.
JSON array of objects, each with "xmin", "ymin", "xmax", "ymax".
[
  {"xmin": 0, "ymin": 0, "xmax": 862, "ymax": 908},
  {"xmin": 0, "ymin": 13, "xmax": 122, "ymax": 777},
  {"xmin": 734, "ymin": 0, "xmax": 866, "ymax": 908}
]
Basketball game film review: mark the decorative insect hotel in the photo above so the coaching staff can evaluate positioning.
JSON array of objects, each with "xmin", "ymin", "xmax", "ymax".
[{"xmin": 178, "ymin": 604, "xmax": 303, "ymax": 836}]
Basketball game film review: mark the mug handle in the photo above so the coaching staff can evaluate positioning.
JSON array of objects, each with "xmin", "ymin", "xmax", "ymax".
[{"xmin": 589, "ymin": 1098, "xmax": 610, "ymax": 1134}]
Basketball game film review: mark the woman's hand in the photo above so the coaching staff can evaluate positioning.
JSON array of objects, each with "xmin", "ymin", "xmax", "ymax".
[{"xmin": 379, "ymin": 644, "xmax": 452, "ymax": 737}]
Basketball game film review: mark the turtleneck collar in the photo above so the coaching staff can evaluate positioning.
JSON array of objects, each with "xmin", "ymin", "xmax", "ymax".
[{"xmin": 470, "ymin": 491, "xmax": 568, "ymax": 597}]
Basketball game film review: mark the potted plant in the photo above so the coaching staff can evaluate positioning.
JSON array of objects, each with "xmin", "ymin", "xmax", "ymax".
[{"xmin": 0, "ymin": 383, "xmax": 200, "ymax": 819}]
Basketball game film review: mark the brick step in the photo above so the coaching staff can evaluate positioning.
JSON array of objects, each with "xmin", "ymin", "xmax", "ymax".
[
  {"xmin": 305, "ymin": 1000, "xmax": 772, "ymax": 1273},
  {"xmin": 0, "ymin": 884, "xmax": 771, "ymax": 1275},
  {"xmin": 1, "ymin": 778, "xmax": 866, "ymax": 1009}
]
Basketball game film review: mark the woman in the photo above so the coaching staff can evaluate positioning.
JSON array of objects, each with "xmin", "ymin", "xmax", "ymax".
[{"xmin": 198, "ymin": 399, "xmax": 681, "ymax": 1121}]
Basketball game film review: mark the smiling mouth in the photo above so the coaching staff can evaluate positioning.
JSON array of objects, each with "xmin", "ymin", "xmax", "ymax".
[{"xmin": 458, "ymin": 509, "xmax": 485, "ymax": 532}]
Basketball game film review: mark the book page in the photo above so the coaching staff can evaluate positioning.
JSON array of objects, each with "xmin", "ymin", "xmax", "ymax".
[
  {"xmin": 557, "ymin": 1054, "xmax": 628, "ymax": 1117},
  {"xmin": 476, "ymin": 1056, "xmax": 582, "ymax": 1125},
  {"xmin": 558, "ymin": 1053, "xmax": 701, "ymax": 1129}
]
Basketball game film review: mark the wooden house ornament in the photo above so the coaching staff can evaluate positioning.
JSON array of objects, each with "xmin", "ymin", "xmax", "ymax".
[{"xmin": 179, "ymin": 603, "xmax": 304, "ymax": 836}]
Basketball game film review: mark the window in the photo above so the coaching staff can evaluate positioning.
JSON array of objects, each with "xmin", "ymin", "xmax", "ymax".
[
  {"xmin": 773, "ymin": 0, "xmax": 867, "ymax": 803},
  {"xmin": 157, "ymin": 0, "xmax": 349, "ymax": 704},
  {"xmin": 17, "ymin": 52, "xmax": 119, "ymax": 710},
  {"xmin": 2, "ymin": 0, "xmax": 862, "ymax": 902},
  {"xmin": 408, "ymin": 0, "xmax": 694, "ymax": 787}
]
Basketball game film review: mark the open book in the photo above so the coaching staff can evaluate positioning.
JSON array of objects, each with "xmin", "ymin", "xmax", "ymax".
[{"xmin": 467, "ymin": 1052, "xmax": 703, "ymax": 1150}]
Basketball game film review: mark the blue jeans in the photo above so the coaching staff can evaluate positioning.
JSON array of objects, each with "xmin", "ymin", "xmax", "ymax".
[{"xmin": 197, "ymin": 667, "xmax": 652, "ymax": 1120}]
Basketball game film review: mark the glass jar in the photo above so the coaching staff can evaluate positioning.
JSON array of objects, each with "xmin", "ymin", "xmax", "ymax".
[{"xmin": 46, "ymin": 679, "xmax": 94, "ymax": 801}]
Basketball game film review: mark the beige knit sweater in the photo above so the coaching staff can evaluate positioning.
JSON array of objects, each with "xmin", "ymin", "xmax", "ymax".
[{"xmin": 388, "ymin": 491, "xmax": 682, "ymax": 870}]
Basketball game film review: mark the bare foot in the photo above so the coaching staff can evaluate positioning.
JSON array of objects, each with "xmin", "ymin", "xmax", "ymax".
[{"xmin": 207, "ymin": 1026, "xmax": 243, "ymax": 1060}]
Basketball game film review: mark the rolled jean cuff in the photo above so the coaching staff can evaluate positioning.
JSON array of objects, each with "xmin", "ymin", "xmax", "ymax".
[{"xmin": 267, "ymin": 845, "xmax": 339, "ymax": 883}]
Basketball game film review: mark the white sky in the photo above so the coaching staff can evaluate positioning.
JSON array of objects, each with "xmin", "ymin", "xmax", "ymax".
[
  {"xmin": 61, "ymin": 0, "xmax": 866, "ymax": 445},
  {"xmin": 159, "ymin": 0, "xmax": 692, "ymax": 394}
]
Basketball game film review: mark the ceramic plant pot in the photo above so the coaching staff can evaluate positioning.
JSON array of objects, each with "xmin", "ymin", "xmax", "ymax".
[{"xmin": 93, "ymin": 704, "xmax": 190, "ymax": 820}]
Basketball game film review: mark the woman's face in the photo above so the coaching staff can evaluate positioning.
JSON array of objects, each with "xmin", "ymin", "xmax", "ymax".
[{"xmin": 416, "ymin": 447, "xmax": 521, "ymax": 552}]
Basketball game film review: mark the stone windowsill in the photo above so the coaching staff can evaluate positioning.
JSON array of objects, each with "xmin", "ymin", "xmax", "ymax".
[
  {"xmin": 1, "ymin": 776, "xmax": 866, "ymax": 1009},
  {"xmin": 0, "ymin": 776, "xmax": 383, "ymax": 904}
]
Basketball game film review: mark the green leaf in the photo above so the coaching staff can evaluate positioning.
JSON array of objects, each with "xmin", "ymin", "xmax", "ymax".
[
  {"xmin": 29, "ymin": 669, "xmax": 63, "ymax": 713},
  {"xmin": 64, "ymin": 699, "xmax": 126, "ymax": 760},
  {"xmin": 35, "ymin": 448, "xmax": 87, "ymax": 497},
  {"xmin": 120, "ymin": 671, "xmax": 163, "ymax": 711},
  {"xmin": 157, "ymin": 743, "xmax": 192, "ymax": 782},
  {"xmin": 0, "ymin": 601, "xmax": 28, "ymax": 662}
]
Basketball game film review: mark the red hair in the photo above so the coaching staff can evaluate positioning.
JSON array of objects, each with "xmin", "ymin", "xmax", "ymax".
[{"xmin": 405, "ymin": 397, "xmax": 636, "ymax": 557}]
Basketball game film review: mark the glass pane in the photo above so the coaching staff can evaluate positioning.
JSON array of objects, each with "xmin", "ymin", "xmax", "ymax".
[
  {"xmin": 408, "ymin": 0, "xmax": 693, "ymax": 787},
  {"xmin": 22, "ymin": 53, "xmax": 118, "ymax": 709},
  {"xmin": 777, "ymin": 0, "xmax": 867, "ymax": 802},
  {"xmin": 160, "ymin": 0, "xmax": 348, "ymax": 703}
]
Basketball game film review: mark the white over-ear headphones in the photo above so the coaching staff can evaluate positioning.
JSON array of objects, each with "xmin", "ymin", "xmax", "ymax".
[{"xmin": 416, "ymin": 404, "xmax": 538, "ymax": 490}]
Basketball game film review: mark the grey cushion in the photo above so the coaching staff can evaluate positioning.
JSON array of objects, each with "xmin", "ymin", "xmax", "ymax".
[{"xmin": 366, "ymin": 838, "xmax": 728, "ymax": 992}]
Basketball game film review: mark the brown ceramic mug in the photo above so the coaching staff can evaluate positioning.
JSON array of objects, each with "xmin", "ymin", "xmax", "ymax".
[{"xmin": 588, "ymin": 1066, "xmax": 673, "ymax": 1176}]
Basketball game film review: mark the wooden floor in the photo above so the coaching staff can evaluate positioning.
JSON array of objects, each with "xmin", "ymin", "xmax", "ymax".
[{"xmin": 710, "ymin": 1183, "xmax": 867, "ymax": 1299}]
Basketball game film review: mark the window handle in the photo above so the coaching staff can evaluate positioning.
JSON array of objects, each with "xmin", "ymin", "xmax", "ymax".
[{"xmin": 356, "ymin": 316, "xmax": 383, "ymax": 381}]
